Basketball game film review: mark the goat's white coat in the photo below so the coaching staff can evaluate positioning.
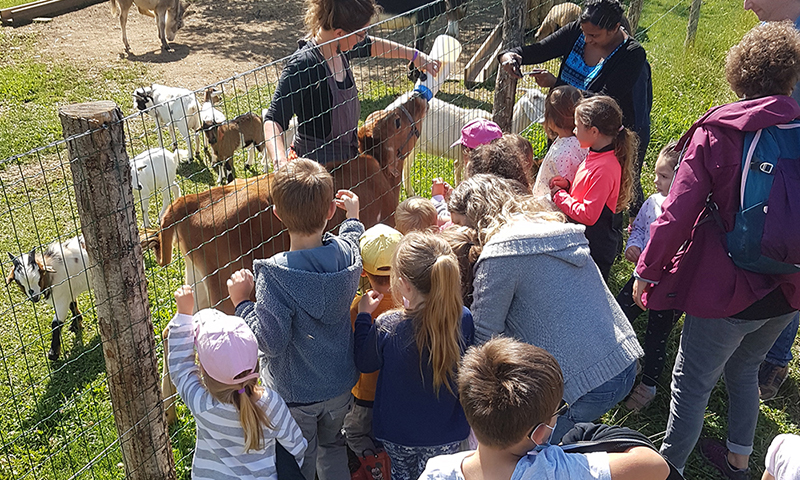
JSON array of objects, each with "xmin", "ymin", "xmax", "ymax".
[
  {"xmin": 134, "ymin": 84, "xmax": 201, "ymax": 160},
  {"xmin": 130, "ymin": 148, "xmax": 184, "ymax": 228},
  {"xmin": 10, "ymin": 236, "xmax": 91, "ymax": 346}
]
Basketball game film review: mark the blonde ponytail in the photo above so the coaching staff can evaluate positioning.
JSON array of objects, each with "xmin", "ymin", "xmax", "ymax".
[
  {"xmin": 613, "ymin": 127, "xmax": 638, "ymax": 212},
  {"xmin": 202, "ymin": 370, "xmax": 274, "ymax": 453},
  {"xmin": 392, "ymin": 232, "xmax": 464, "ymax": 395}
]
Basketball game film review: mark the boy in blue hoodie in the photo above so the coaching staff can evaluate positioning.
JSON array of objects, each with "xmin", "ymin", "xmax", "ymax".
[{"xmin": 227, "ymin": 158, "xmax": 363, "ymax": 480}]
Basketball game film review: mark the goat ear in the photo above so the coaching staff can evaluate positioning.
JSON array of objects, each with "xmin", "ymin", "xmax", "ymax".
[
  {"xmin": 28, "ymin": 248, "xmax": 36, "ymax": 265},
  {"xmin": 7, "ymin": 252, "xmax": 15, "ymax": 262}
]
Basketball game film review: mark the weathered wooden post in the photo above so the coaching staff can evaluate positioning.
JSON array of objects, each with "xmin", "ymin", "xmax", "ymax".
[
  {"xmin": 685, "ymin": 0, "xmax": 702, "ymax": 47},
  {"xmin": 493, "ymin": 0, "xmax": 527, "ymax": 131},
  {"xmin": 59, "ymin": 101, "xmax": 176, "ymax": 480},
  {"xmin": 627, "ymin": 0, "xmax": 643, "ymax": 35}
]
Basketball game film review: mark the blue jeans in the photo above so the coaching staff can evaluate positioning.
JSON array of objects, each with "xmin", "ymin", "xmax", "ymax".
[
  {"xmin": 553, "ymin": 361, "xmax": 637, "ymax": 442},
  {"xmin": 659, "ymin": 312, "xmax": 795, "ymax": 470},
  {"xmin": 765, "ymin": 312, "xmax": 800, "ymax": 367}
]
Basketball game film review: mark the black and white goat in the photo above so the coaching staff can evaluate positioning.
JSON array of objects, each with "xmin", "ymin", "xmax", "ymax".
[
  {"xmin": 7, "ymin": 236, "xmax": 91, "ymax": 361},
  {"xmin": 376, "ymin": 0, "xmax": 465, "ymax": 52},
  {"xmin": 134, "ymin": 84, "xmax": 201, "ymax": 161}
]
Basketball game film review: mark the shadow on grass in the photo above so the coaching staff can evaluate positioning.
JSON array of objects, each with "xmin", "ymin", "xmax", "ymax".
[
  {"xmin": 177, "ymin": 159, "xmax": 215, "ymax": 186},
  {"xmin": 22, "ymin": 335, "xmax": 105, "ymax": 440}
]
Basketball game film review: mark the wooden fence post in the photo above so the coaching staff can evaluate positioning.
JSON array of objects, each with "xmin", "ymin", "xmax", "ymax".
[
  {"xmin": 493, "ymin": 0, "xmax": 526, "ymax": 131},
  {"xmin": 627, "ymin": 0, "xmax": 643, "ymax": 35},
  {"xmin": 59, "ymin": 101, "xmax": 176, "ymax": 480},
  {"xmin": 685, "ymin": 0, "xmax": 702, "ymax": 47}
]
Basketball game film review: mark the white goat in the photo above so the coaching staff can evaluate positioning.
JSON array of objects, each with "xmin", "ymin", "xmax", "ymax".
[
  {"xmin": 387, "ymin": 88, "xmax": 546, "ymax": 195},
  {"xmin": 6, "ymin": 236, "xmax": 91, "ymax": 361},
  {"xmin": 133, "ymin": 84, "xmax": 201, "ymax": 161},
  {"xmin": 130, "ymin": 148, "xmax": 185, "ymax": 228}
]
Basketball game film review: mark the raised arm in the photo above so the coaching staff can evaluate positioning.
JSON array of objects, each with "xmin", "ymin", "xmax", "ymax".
[{"xmin": 167, "ymin": 313, "xmax": 215, "ymax": 415}]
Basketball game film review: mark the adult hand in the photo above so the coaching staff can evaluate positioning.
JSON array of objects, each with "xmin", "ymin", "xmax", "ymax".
[
  {"xmin": 358, "ymin": 290, "xmax": 384, "ymax": 315},
  {"xmin": 417, "ymin": 53, "xmax": 441, "ymax": 77},
  {"xmin": 227, "ymin": 269, "xmax": 254, "ymax": 307},
  {"xmin": 632, "ymin": 278, "xmax": 650, "ymax": 310},
  {"xmin": 174, "ymin": 285, "xmax": 194, "ymax": 315},
  {"xmin": 625, "ymin": 246, "xmax": 642, "ymax": 263},
  {"xmin": 335, "ymin": 189, "xmax": 360, "ymax": 220},
  {"xmin": 499, "ymin": 52, "xmax": 524, "ymax": 79},
  {"xmin": 531, "ymin": 70, "xmax": 557, "ymax": 88}
]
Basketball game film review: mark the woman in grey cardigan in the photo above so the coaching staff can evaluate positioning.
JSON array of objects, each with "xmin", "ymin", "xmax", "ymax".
[{"xmin": 448, "ymin": 175, "xmax": 642, "ymax": 441}]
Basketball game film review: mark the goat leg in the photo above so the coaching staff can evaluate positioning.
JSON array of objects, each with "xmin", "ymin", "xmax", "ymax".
[
  {"xmin": 156, "ymin": 10, "xmax": 173, "ymax": 52},
  {"xmin": 68, "ymin": 300, "xmax": 83, "ymax": 334},
  {"xmin": 48, "ymin": 317, "xmax": 63, "ymax": 361}
]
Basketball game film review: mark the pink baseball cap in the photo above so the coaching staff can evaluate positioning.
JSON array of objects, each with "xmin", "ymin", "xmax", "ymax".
[
  {"xmin": 194, "ymin": 309, "xmax": 260, "ymax": 385},
  {"xmin": 450, "ymin": 119, "xmax": 503, "ymax": 149}
]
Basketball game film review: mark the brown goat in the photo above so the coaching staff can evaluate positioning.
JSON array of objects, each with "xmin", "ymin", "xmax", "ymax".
[
  {"xmin": 204, "ymin": 112, "xmax": 266, "ymax": 185},
  {"xmin": 534, "ymin": 2, "xmax": 582, "ymax": 41},
  {"xmin": 152, "ymin": 94, "xmax": 427, "ymax": 424}
]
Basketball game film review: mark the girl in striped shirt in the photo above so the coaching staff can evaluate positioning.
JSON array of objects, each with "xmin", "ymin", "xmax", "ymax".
[{"xmin": 168, "ymin": 285, "xmax": 307, "ymax": 479}]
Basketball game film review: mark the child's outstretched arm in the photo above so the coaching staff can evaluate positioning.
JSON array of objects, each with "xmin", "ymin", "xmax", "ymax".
[
  {"xmin": 231, "ymin": 268, "xmax": 295, "ymax": 358},
  {"xmin": 353, "ymin": 290, "xmax": 385, "ymax": 373},
  {"xmin": 168, "ymin": 286, "xmax": 215, "ymax": 415},
  {"xmin": 608, "ymin": 446, "xmax": 670, "ymax": 480}
]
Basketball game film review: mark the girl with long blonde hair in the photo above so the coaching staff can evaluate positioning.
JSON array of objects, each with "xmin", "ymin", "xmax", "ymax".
[
  {"xmin": 167, "ymin": 285, "xmax": 307, "ymax": 479},
  {"xmin": 354, "ymin": 232, "xmax": 473, "ymax": 480}
]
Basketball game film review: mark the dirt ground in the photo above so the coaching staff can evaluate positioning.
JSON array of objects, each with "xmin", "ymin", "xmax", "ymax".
[
  {"xmin": 15, "ymin": 0, "xmax": 505, "ymax": 92},
  {"xmin": 18, "ymin": 0, "xmax": 308, "ymax": 89}
]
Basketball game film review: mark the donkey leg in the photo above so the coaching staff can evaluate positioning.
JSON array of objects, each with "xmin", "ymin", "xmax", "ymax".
[
  {"xmin": 48, "ymin": 317, "xmax": 63, "ymax": 361},
  {"xmin": 161, "ymin": 326, "xmax": 177, "ymax": 425},
  {"xmin": 156, "ymin": 10, "xmax": 172, "ymax": 52},
  {"xmin": 120, "ymin": 3, "xmax": 132, "ymax": 52}
]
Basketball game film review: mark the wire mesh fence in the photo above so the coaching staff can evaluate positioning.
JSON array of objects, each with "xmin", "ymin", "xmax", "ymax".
[{"xmin": 0, "ymin": 0, "xmax": 577, "ymax": 477}]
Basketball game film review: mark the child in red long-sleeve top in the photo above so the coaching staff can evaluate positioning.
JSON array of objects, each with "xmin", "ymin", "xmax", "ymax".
[{"xmin": 549, "ymin": 95, "xmax": 638, "ymax": 281}]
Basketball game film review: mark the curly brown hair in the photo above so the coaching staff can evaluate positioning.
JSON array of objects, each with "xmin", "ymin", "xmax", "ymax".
[{"xmin": 725, "ymin": 21, "xmax": 800, "ymax": 99}]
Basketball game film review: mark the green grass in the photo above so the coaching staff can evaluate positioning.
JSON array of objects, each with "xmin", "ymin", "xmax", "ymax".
[
  {"xmin": 0, "ymin": 1, "xmax": 797, "ymax": 478},
  {"xmin": 0, "ymin": 0, "xmax": 31, "ymax": 10}
]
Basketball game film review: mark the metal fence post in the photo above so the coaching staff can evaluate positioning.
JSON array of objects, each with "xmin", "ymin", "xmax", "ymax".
[
  {"xmin": 493, "ymin": 0, "xmax": 526, "ymax": 131},
  {"xmin": 58, "ymin": 101, "xmax": 176, "ymax": 480}
]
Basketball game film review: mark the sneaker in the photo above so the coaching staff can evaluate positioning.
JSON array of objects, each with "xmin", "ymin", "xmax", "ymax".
[
  {"xmin": 698, "ymin": 438, "xmax": 750, "ymax": 480},
  {"xmin": 624, "ymin": 382, "xmax": 656, "ymax": 412},
  {"xmin": 758, "ymin": 361, "xmax": 789, "ymax": 401}
]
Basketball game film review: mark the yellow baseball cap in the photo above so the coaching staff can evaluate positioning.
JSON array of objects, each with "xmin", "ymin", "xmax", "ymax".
[{"xmin": 360, "ymin": 224, "xmax": 403, "ymax": 276}]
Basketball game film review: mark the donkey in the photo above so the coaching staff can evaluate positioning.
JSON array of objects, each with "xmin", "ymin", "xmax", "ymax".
[{"xmin": 110, "ymin": 0, "xmax": 186, "ymax": 52}]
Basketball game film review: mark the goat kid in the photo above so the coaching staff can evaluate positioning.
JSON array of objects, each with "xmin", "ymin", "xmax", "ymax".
[
  {"xmin": 7, "ymin": 236, "xmax": 91, "ymax": 361},
  {"xmin": 203, "ymin": 112, "xmax": 266, "ymax": 185},
  {"xmin": 134, "ymin": 84, "xmax": 201, "ymax": 162},
  {"xmin": 130, "ymin": 148, "xmax": 185, "ymax": 229},
  {"xmin": 110, "ymin": 0, "xmax": 185, "ymax": 53}
]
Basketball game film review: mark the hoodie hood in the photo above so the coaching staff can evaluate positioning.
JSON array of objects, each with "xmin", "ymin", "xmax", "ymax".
[
  {"xmin": 254, "ymin": 244, "xmax": 362, "ymax": 323},
  {"xmin": 480, "ymin": 219, "xmax": 591, "ymax": 269},
  {"xmin": 678, "ymin": 96, "xmax": 800, "ymax": 151}
]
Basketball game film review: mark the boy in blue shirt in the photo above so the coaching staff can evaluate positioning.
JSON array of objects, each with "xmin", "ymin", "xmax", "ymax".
[
  {"xmin": 420, "ymin": 337, "xmax": 670, "ymax": 480},
  {"xmin": 227, "ymin": 158, "xmax": 363, "ymax": 480}
]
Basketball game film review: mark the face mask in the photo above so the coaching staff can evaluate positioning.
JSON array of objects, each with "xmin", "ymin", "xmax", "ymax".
[{"xmin": 530, "ymin": 423, "xmax": 555, "ymax": 451}]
